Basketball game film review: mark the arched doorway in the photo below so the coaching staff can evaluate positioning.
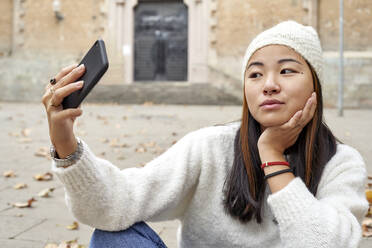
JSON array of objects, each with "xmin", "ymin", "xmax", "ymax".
[
  {"xmin": 134, "ymin": 0, "xmax": 188, "ymax": 81},
  {"xmin": 107, "ymin": 0, "xmax": 209, "ymax": 84}
]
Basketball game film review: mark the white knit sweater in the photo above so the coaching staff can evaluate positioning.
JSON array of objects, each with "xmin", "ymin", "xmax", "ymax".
[{"xmin": 51, "ymin": 121, "xmax": 369, "ymax": 248}]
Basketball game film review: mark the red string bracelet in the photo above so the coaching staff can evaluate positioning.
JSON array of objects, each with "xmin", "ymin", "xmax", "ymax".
[{"xmin": 261, "ymin": 161, "xmax": 290, "ymax": 169}]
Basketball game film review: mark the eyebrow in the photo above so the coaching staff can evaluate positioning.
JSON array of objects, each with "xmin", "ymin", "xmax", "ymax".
[
  {"xmin": 278, "ymin": 58, "xmax": 302, "ymax": 65},
  {"xmin": 246, "ymin": 58, "xmax": 303, "ymax": 71}
]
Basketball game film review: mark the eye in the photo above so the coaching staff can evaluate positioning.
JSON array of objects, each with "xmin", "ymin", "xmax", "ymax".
[
  {"xmin": 280, "ymin": 69, "xmax": 296, "ymax": 74},
  {"xmin": 249, "ymin": 72, "xmax": 262, "ymax": 79}
]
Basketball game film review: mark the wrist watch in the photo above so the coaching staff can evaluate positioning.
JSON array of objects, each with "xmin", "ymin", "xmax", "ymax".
[{"xmin": 50, "ymin": 138, "xmax": 83, "ymax": 168}]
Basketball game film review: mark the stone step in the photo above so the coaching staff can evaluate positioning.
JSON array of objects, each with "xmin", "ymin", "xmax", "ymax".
[{"xmin": 84, "ymin": 82, "xmax": 242, "ymax": 105}]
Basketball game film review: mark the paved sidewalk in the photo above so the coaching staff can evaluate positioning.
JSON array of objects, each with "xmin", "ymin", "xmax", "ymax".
[{"xmin": 0, "ymin": 102, "xmax": 371, "ymax": 247}]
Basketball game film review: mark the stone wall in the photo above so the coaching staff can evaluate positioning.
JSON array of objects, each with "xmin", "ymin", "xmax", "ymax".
[
  {"xmin": 211, "ymin": 0, "xmax": 372, "ymax": 108},
  {"xmin": 215, "ymin": 0, "xmax": 307, "ymax": 57},
  {"xmin": 319, "ymin": 0, "xmax": 372, "ymax": 51},
  {"xmin": 0, "ymin": 0, "xmax": 371, "ymax": 108},
  {"xmin": 0, "ymin": 0, "xmax": 13, "ymax": 56},
  {"xmin": 13, "ymin": 0, "xmax": 105, "ymax": 57}
]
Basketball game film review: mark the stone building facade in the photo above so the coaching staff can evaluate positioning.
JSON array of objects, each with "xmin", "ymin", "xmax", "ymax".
[{"xmin": 0, "ymin": 0, "xmax": 371, "ymax": 107}]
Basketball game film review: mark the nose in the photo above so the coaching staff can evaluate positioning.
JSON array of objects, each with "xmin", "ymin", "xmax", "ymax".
[{"xmin": 263, "ymin": 76, "xmax": 280, "ymax": 95}]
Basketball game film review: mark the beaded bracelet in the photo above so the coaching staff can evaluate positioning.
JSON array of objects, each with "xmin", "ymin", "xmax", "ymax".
[{"xmin": 264, "ymin": 168, "xmax": 293, "ymax": 180}]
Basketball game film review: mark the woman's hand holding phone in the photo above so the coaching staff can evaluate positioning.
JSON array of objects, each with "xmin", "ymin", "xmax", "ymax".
[{"xmin": 41, "ymin": 64, "xmax": 86, "ymax": 158}]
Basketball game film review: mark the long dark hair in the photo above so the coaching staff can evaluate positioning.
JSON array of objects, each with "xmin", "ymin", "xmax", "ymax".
[{"xmin": 221, "ymin": 63, "xmax": 339, "ymax": 224}]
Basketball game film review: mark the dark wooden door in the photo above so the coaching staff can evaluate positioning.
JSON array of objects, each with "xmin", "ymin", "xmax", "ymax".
[{"xmin": 134, "ymin": 0, "xmax": 188, "ymax": 81}]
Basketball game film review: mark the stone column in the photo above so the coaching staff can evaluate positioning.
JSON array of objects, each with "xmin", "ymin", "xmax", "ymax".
[{"xmin": 184, "ymin": 0, "xmax": 209, "ymax": 83}]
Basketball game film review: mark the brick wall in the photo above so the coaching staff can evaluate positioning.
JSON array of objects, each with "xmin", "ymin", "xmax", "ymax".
[
  {"xmin": 0, "ymin": 0, "xmax": 13, "ymax": 56},
  {"xmin": 212, "ymin": 0, "xmax": 372, "ymax": 108},
  {"xmin": 15, "ymin": 0, "xmax": 105, "ymax": 57}
]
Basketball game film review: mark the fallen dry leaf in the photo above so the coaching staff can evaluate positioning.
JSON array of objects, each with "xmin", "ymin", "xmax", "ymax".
[
  {"xmin": 171, "ymin": 140, "xmax": 178, "ymax": 145},
  {"xmin": 152, "ymin": 146, "xmax": 165, "ymax": 155},
  {"xmin": 44, "ymin": 244, "xmax": 58, "ymax": 248},
  {"xmin": 34, "ymin": 147, "xmax": 50, "ymax": 159},
  {"xmin": 122, "ymin": 116, "xmax": 128, "ymax": 120},
  {"xmin": 109, "ymin": 138, "xmax": 120, "ymax": 147},
  {"xmin": 13, "ymin": 197, "xmax": 36, "ymax": 208},
  {"xmin": 172, "ymin": 132, "xmax": 177, "ymax": 136},
  {"xmin": 366, "ymin": 190, "xmax": 372, "ymax": 204},
  {"xmin": 21, "ymin": 128, "xmax": 31, "ymax": 137},
  {"xmin": 135, "ymin": 147, "xmax": 147, "ymax": 153},
  {"xmin": 142, "ymin": 141, "xmax": 156, "ymax": 148},
  {"xmin": 44, "ymin": 239, "xmax": 85, "ymax": 248},
  {"xmin": 33, "ymin": 172, "xmax": 53, "ymax": 181},
  {"xmin": 38, "ymin": 187, "xmax": 55, "ymax": 197},
  {"xmin": 137, "ymin": 162, "xmax": 146, "ymax": 167},
  {"xmin": 109, "ymin": 138, "xmax": 129, "ymax": 148},
  {"xmin": 143, "ymin": 101, "xmax": 153, "ymax": 106},
  {"xmin": 66, "ymin": 221, "xmax": 79, "ymax": 230},
  {"xmin": 97, "ymin": 114, "xmax": 108, "ymax": 120},
  {"xmin": 3, "ymin": 170, "xmax": 16, "ymax": 178},
  {"xmin": 8, "ymin": 131, "xmax": 20, "ymax": 137},
  {"xmin": 141, "ymin": 115, "xmax": 152, "ymax": 120},
  {"xmin": 14, "ymin": 183, "xmax": 27, "ymax": 189},
  {"xmin": 117, "ymin": 156, "xmax": 126, "ymax": 160}
]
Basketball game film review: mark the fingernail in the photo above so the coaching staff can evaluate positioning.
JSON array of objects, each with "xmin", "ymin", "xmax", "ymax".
[
  {"xmin": 78, "ymin": 64, "xmax": 84, "ymax": 71},
  {"xmin": 312, "ymin": 92, "xmax": 316, "ymax": 97},
  {"xmin": 76, "ymin": 81, "xmax": 84, "ymax": 87}
]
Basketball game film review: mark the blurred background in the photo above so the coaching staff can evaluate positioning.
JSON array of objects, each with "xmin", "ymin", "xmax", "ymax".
[
  {"xmin": 0, "ymin": 0, "xmax": 372, "ymax": 247},
  {"xmin": 0, "ymin": 0, "xmax": 371, "ymax": 107}
]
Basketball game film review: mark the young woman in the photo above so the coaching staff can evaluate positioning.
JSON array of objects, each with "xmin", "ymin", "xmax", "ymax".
[{"xmin": 42, "ymin": 21, "xmax": 369, "ymax": 248}]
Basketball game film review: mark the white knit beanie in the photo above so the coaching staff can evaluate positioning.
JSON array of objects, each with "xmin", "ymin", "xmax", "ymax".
[{"xmin": 241, "ymin": 20, "xmax": 323, "ymax": 87}]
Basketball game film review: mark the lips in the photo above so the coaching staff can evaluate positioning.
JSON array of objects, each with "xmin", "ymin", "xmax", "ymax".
[{"xmin": 260, "ymin": 99, "xmax": 284, "ymax": 107}]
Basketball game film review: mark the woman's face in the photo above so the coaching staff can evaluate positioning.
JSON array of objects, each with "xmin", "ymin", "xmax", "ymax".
[{"xmin": 244, "ymin": 45, "xmax": 314, "ymax": 129}]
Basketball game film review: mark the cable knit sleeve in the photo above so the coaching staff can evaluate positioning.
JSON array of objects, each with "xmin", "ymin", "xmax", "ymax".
[
  {"xmin": 51, "ymin": 131, "xmax": 202, "ymax": 231},
  {"xmin": 266, "ymin": 144, "xmax": 369, "ymax": 248}
]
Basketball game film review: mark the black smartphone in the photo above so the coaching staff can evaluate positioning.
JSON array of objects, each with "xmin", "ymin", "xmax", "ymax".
[{"xmin": 62, "ymin": 39, "xmax": 109, "ymax": 109}]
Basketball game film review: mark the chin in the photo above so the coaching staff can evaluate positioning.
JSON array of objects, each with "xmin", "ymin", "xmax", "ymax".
[{"xmin": 255, "ymin": 116, "xmax": 289, "ymax": 128}]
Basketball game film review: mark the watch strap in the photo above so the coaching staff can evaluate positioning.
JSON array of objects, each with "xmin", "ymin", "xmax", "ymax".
[{"xmin": 50, "ymin": 137, "xmax": 83, "ymax": 168}]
